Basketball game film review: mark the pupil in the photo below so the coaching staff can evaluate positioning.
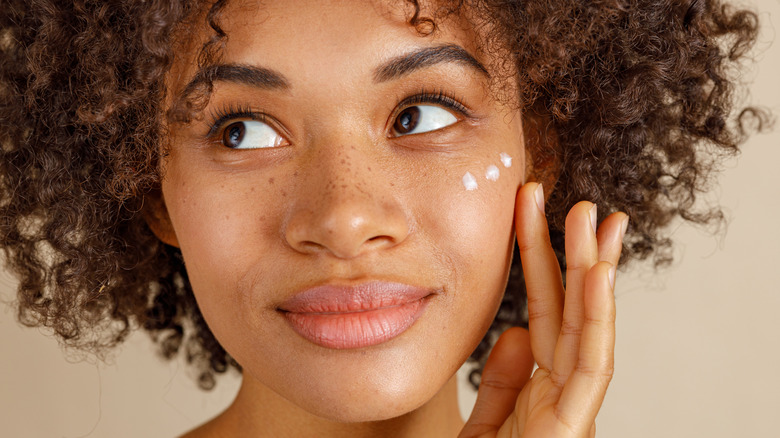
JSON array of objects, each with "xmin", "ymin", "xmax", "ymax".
[
  {"xmin": 224, "ymin": 122, "xmax": 245, "ymax": 148},
  {"xmin": 394, "ymin": 107, "xmax": 420, "ymax": 134}
]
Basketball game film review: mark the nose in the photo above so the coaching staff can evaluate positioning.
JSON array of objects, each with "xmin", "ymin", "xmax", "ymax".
[{"xmin": 283, "ymin": 142, "xmax": 410, "ymax": 259}]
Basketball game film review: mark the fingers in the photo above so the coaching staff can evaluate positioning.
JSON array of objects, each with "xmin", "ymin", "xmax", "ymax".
[
  {"xmin": 460, "ymin": 328, "xmax": 534, "ymax": 438},
  {"xmin": 596, "ymin": 212, "xmax": 629, "ymax": 266},
  {"xmin": 510, "ymin": 188, "xmax": 623, "ymax": 438},
  {"xmin": 514, "ymin": 182, "xmax": 565, "ymax": 370},
  {"xmin": 555, "ymin": 261, "xmax": 616, "ymax": 435},
  {"xmin": 551, "ymin": 201, "xmax": 599, "ymax": 385}
]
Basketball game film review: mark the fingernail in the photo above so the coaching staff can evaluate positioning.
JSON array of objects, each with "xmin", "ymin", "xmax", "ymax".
[
  {"xmin": 589, "ymin": 204, "xmax": 598, "ymax": 235},
  {"xmin": 608, "ymin": 264, "xmax": 616, "ymax": 289},
  {"xmin": 534, "ymin": 183, "xmax": 545, "ymax": 214},
  {"xmin": 620, "ymin": 215, "xmax": 629, "ymax": 239}
]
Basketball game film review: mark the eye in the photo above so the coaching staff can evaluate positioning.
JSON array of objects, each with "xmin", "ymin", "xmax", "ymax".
[
  {"xmin": 221, "ymin": 120, "xmax": 287, "ymax": 149},
  {"xmin": 392, "ymin": 105, "xmax": 458, "ymax": 136}
]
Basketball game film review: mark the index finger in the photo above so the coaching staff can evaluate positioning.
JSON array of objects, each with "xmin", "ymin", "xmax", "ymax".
[{"xmin": 514, "ymin": 182, "xmax": 564, "ymax": 370}]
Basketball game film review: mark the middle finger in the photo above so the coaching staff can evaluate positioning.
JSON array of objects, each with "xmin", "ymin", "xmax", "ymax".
[{"xmin": 551, "ymin": 201, "xmax": 598, "ymax": 386}]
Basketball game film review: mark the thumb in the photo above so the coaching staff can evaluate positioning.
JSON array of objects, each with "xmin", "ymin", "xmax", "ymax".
[{"xmin": 460, "ymin": 327, "xmax": 534, "ymax": 438}]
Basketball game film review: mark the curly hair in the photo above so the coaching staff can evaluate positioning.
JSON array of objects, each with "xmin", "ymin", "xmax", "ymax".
[{"xmin": 0, "ymin": 0, "xmax": 765, "ymax": 390}]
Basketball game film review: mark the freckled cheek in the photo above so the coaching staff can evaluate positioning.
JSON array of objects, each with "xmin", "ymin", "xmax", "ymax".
[{"xmin": 165, "ymin": 179, "xmax": 292, "ymax": 345}]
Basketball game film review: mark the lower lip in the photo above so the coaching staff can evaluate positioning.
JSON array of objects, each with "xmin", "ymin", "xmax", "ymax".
[{"xmin": 282, "ymin": 298, "xmax": 430, "ymax": 349}]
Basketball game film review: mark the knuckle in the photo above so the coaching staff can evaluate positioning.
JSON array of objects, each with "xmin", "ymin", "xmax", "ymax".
[
  {"xmin": 559, "ymin": 320, "xmax": 583, "ymax": 337},
  {"xmin": 549, "ymin": 369, "xmax": 568, "ymax": 388},
  {"xmin": 478, "ymin": 373, "xmax": 520, "ymax": 391},
  {"xmin": 526, "ymin": 301, "xmax": 557, "ymax": 320},
  {"xmin": 585, "ymin": 312, "xmax": 616, "ymax": 326},
  {"xmin": 515, "ymin": 238, "xmax": 543, "ymax": 254},
  {"xmin": 565, "ymin": 264, "xmax": 591, "ymax": 277},
  {"xmin": 576, "ymin": 360, "xmax": 614, "ymax": 383}
]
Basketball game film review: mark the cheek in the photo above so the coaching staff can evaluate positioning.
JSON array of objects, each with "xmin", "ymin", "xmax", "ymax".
[
  {"xmin": 424, "ymin": 152, "xmax": 521, "ymax": 271},
  {"xmin": 411, "ymin": 153, "xmax": 522, "ymax": 362},
  {"xmin": 161, "ymin": 166, "xmax": 282, "ymax": 307},
  {"xmin": 409, "ymin": 150, "xmax": 522, "ymax": 336}
]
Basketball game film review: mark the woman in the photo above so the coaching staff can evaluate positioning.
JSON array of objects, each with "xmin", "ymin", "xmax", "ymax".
[{"xmin": 0, "ymin": 0, "xmax": 762, "ymax": 436}]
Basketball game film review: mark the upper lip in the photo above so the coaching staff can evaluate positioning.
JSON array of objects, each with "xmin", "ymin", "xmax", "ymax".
[{"xmin": 277, "ymin": 281, "xmax": 436, "ymax": 314}]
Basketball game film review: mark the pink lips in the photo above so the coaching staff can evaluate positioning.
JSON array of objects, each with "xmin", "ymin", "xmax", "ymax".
[{"xmin": 278, "ymin": 282, "xmax": 433, "ymax": 349}]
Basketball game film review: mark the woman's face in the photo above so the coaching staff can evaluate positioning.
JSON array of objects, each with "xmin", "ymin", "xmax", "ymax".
[{"xmin": 160, "ymin": 0, "xmax": 527, "ymax": 422}]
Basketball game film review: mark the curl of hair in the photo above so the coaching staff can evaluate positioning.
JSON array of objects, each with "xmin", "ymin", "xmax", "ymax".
[{"xmin": 0, "ymin": 0, "xmax": 766, "ymax": 390}]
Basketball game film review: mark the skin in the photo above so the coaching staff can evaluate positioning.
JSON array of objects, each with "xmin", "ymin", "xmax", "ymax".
[{"xmin": 147, "ymin": 1, "xmax": 628, "ymax": 436}]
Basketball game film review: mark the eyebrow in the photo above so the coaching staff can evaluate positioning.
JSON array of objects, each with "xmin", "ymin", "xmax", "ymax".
[
  {"xmin": 373, "ymin": 44, "xmax": 489, "ymax": 83},
  {"xmin": 182, "ymin": 64, "xmax": 291, "ymax": 96},
  {"xmin": 180, "ymin": 43, "xmax": 488, "ymax": 95}
]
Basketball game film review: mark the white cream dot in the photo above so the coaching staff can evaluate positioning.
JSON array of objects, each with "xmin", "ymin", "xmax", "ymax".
[
  {"xmin": 486, "ymin": 165, "xmax": 500, "ymax": 181},
  {"xmin": 462, "ymin": 172, "xmax": 478, "ymax": 191},
  {"xmin": 500, "ymin": 152, "xmax": 512, "ymax": 168}
]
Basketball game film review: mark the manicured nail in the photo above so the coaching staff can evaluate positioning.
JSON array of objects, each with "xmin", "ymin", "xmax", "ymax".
[
  {"xmin": 589, "ymin": 204, "xmax": 598, "ymax": 234},
  {"xmin": 534, "ymin": 183, "xmax": 545, "ymax": 214},
  {"xmin": 608, "ymin": 264, "xmax": 616, "ymax": 289},
  {"xmin": 620, "ymin": 215, "xmax": 629, "ymax": 239}
]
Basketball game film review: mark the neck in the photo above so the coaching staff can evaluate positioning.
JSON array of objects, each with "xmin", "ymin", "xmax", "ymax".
[{"xmin": 184, "ymin": 373, "xmax": 464, "ymax": 438}]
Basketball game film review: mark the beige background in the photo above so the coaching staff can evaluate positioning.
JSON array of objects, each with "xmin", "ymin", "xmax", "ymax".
[{"xmin": 2, "ymin": 1, "xmax": 779, "ymax": 436}]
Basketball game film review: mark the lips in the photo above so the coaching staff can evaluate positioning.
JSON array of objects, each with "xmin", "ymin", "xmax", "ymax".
[{"xmin": 278, "ymin": 281, "xmax": 434, "ymax": 349}]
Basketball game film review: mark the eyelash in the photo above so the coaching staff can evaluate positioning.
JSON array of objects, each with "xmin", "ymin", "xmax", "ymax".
[
  {"xmin": 205, "ymin": 89, "xmax": 471, "ymax": 138},
  {"xmin": 395, "ymin": 89, "xmax": 471, "ymax": 118},
  {"xmin": 206, "ymin": 103, "xmax": 269, "ymax": 138}
]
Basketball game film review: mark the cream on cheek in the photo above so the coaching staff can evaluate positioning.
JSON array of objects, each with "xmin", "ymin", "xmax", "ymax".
[
  {"xmin": 485, "ymin": 165, "xmax": 500, "ymax": 181},
  {"xmin": 445, "ymin": 149, "xmax": 520, "ymax": 270},
  {"xmin": 439, "ymin": 154, "xmax": 517, "ymax": 351},
  {"xmin": 461, "ymin": 152, "xmax": 513, "ymax": 191},
  {"xmin": 446, "ymin": 147, "xmax": 521, "ymax": 295}
]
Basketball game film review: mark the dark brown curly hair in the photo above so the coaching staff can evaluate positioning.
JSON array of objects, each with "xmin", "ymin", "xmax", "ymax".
[{"xmin": 0, "ymin": 0, "xmax": 766, "ymax": 390}]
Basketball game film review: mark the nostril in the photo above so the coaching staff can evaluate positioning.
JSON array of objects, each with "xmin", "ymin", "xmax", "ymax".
[
  {"xmin": 299, "ymin": 240, "xmax": 326, "ymax": 253},
  {"xmin": 366, "ymin": 234, "xmax": 396, "ymax": 247}
]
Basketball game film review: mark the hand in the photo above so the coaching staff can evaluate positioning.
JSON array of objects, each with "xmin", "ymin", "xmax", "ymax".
[{"xmin": 459, "ymin": 182, "xmax": 628, "ymax": 438}]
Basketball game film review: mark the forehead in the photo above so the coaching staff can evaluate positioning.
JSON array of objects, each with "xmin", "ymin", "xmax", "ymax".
[{"xmin": 169, "ymin": 0, "xmax": 491, "ymax": 93}]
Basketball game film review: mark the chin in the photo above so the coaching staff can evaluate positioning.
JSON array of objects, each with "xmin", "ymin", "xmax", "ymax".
[
  {"xmin": 237, "ymin": 329, "xmax": 466, "ymax": 424},
  {"xmin": 283, "ymin": 367, "xmax": 447, "ymax": 423}
]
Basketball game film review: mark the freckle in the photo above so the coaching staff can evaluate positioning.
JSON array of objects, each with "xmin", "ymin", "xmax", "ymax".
[
  {"xmin": 294, "ymin": 171, "xmax": 299, "ymax": 177},
  {"xmin": 224, "ymin": 215, "xmax": 229, "ymax": 220},
  {"xmin": 281, "ymin": 190, "xmax": 287, "ymax": 197},
  {"xmin": 250, "ymin": 187, "xmax": 255, "ymax": 192},
  {"xmin": 341, "ymin": 159, "xmax": 346, "ymax": 164},
  {"xmin": 341, "ymin": 184, "xmax": 347, "ymax": 188},
  {"xmin": 390, "ymin": 182, "xmax": 395, "ymax": 187},
  {"xmin": 268, "ymin": 177, "xmax": 274, "ymax": 184}
]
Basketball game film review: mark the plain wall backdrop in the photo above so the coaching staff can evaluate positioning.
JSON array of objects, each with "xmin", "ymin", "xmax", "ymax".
[{"xmin": 2, "ymin": 1, "xmax": 779, "ymax": 436}]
